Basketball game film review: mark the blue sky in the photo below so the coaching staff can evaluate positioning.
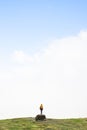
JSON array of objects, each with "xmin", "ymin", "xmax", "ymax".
[
  {"xmin": 0, "ymin": 0, "xmax": 87, "ymax": 54},
  {"xmin": 0, "ymin": 0, "xmax": 87, "ymax": 119}
]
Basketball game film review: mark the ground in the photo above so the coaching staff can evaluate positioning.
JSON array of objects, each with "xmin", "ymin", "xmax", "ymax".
[{"xmin": 0, "ymin": 117, "xmax": 87, "ymax": 130}]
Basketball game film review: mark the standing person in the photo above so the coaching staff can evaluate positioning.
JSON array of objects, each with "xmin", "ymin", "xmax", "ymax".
[{"xmin": 40, "ymin": 104, "xmax": 43, "ymax": 115}]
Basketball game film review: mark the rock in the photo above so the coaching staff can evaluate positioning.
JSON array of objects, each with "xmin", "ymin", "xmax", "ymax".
[{"xmin": 35, "ymin": 114, "xmax": 46, "ymax": 121}]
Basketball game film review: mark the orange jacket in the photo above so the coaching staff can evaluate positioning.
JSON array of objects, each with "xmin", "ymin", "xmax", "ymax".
[{"xmin": 40, "ymin": 104, "xmax": 43, "ymax": 110}]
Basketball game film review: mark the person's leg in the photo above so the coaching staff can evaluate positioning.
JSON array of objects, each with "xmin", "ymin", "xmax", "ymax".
[{"xmin": 41, "ymin": 109, "xmax": 42, "ymax": 115}]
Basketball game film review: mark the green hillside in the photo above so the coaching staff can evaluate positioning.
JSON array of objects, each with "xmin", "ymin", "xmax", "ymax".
[{"xmin": 0, "ymin": 117, "xmax": 87, "ymax": 130}]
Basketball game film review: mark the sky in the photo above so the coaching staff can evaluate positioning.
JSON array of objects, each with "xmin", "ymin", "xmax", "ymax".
[{"xmin": 0, "ymin": 0, "xmax": 87, "ymax": 119}]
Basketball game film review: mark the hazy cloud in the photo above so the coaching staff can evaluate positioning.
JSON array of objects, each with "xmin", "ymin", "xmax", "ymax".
[{"xmin": 0, "ymin": 30, "xmax": 87, "ymax": 119}]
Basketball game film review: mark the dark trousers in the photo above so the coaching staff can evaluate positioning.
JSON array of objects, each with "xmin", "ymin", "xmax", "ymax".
[{"xmin": 41, "ymin": 109, "xmax": 43, "ymax": 115}]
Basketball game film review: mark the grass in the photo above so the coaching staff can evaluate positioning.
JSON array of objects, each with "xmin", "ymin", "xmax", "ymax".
[{"xmin": 0, "ymin": 117, "xmax": 87, "ymax": 130}]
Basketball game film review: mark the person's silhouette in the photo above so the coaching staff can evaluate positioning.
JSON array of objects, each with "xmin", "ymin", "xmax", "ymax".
[{"xmin": 40, "ymin": 104, "xmax": 43, "ymax": 115}]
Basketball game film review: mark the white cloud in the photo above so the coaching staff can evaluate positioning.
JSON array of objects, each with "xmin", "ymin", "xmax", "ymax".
[
  {"xmin": 0, "ymin": 30, "xmax": 87, "ymax": 119},
  {"xmin": 12, "ymin": 50, "xmax": 34, "ymax": 63}
]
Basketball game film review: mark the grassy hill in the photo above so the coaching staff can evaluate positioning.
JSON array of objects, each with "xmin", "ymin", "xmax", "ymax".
[{"xmin": 0, "ymin": 117, "xmax": 87, "ymax": 130}]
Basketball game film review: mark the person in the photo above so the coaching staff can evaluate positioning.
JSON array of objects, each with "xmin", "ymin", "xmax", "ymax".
[{"xmin": 40, "ymin": 104, "xmax": 43, "ymax": 115}]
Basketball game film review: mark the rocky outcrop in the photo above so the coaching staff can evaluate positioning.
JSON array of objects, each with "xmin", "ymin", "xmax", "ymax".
[{"xmin": 35, "ymin": 114, "xmax": 46, "ymax": 121}]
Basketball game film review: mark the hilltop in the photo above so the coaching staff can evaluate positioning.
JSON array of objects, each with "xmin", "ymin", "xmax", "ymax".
[{"xmin": 0, "ymin": 117, "xmax": 87, "ymax": 130}]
